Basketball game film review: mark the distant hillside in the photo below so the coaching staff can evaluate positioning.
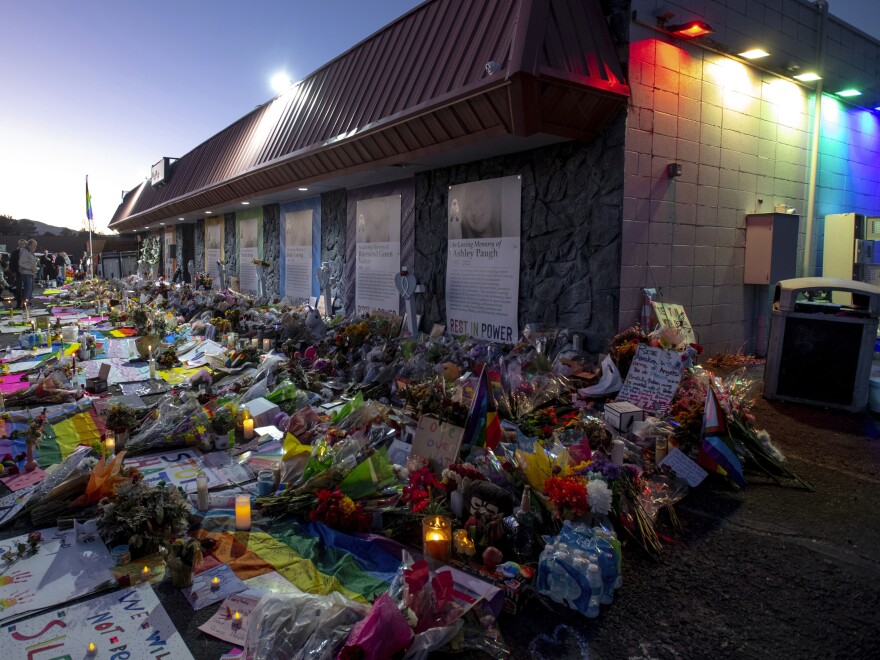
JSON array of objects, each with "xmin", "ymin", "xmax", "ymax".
[{"xmin": 0, "ymin": 214, "xmax": 98, "ymax": 238}]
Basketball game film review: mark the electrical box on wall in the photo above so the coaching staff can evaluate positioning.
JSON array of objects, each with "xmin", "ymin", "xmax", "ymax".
[{"xmin": 744, "ymin": 213, "xmax": 800, "ymax": 285}]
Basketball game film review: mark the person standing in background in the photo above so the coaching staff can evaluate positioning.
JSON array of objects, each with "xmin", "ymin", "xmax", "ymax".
[
  {"xmin": 9, "ymin": 239, "xmax": 25, "ymax": 307},
  {"xmin": 54, "ymin": 252, "xmax": 67, "ymax": 286},
  {"xmin": 18, "ymin": 239, "xmax": 38, "ymax": 307}
]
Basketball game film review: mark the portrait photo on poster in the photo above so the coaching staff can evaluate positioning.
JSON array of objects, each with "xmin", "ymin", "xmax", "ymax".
[
  {"xmin": 448, "ymin": 176, "xmax": 520, "ymax": 240},
  {"xmin": 285, "ymin": 209, "xmax": 312, "ymax": 247},
  {"xmin": 356, "ymin": 195, "xmax": 401, "ymax": 244}
]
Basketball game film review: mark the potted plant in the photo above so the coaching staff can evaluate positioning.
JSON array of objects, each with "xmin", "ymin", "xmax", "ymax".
[
  {"xmin": 97, "ymin": 477, "xmax": 191, "ymax": 558},
  {"xmin": 162, "ymin": 537, "xmax": 203, "ymax": 588},
  {"xmin": 104, "ymin": 404, "xmax": 140, "ymax": 452},
  {"xmin": 211, "ymin": 406, "xmax": 234, "ymax": 449}
]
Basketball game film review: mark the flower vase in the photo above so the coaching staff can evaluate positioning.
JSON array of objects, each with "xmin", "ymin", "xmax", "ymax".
[
  {"xmin": 166, "ymin": 559, "xmax": 196, "ymax": 588},
  {"xmin": 24, "ymin": 442, "xmax": 38, "ymax": 473}
]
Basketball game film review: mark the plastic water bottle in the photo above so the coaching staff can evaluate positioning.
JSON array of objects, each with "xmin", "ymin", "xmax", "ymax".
[
  {"xmin": 597, "ymin": 543, "xmax": 618, "ymax": 605},
  {"xmin": 586, "ymin": 563, "xmax": 602, "ymax": 618},
  {"xmin": 546, "ymin": 549, "xmax": 581, "ymax": 604}
]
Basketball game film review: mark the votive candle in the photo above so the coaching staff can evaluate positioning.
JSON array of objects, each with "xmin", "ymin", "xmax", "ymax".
[
  {"xmin": 86, "ymin": 642, "xmax": 97, "ymax": 657},
  {"xmin": 211, "ymin": 576, "xmax": 221, "ymax": 590},
  {"xmin": 243, "ymin": 417, "xmax": 254, "ymax": 440},
  {"xmin": 235, "ymin": 495, "xmax": 251, "ymax": 531},
  {"xmin": 232, "ymin": 611, "xmax": 242, "ymax": 628},
  {"xmin": 262, "ymin": 338, "xmax": 272, "ymax": 352}
]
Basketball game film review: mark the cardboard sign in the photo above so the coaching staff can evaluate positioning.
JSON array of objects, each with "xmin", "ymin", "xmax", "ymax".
[
  {"xmin": 617, "ymin": 344, "xmax": 683, "ymax": 414},
  {"xmin": 0, "ymin": 528, "xmax": 114, "ymax": 624},
  {"xmin": 1, "ymin": 583, "xmax": 193, "ymax": 659},
  {"xmin": 652, "ymin": 302, "xmax": 696, "ymax": 345},
  {"xmin": 660, "ymin": 447, "xmax": 708, "ymax": 487},
  {"xmin": 411, "ymin": 415, "xmax": 465, "ymax": 473},
  {"xmin": 198, "ymin": 593, "xmax": 260, "ymax": 644}
]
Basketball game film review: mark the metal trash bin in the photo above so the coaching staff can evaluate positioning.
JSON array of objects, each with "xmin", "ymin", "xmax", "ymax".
[{"xmin": 764, "ymin": 277, "xmax": 880, "ymax": 412}]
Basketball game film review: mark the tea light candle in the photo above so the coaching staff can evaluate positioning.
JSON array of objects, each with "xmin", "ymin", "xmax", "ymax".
[
  {"xmin": 141, "ymin": 565, "xmax": 151, "ymax": 582},
  {"xmin": 105, "ymin": 435, "xmax": 115, "ymax": 454},
  {"xmin": 262, "ymin": 337, "xmax": 272, "ymax": 352},
  {"xmin": 235, "ymin": 495, "xmax": 251, "ymax": 531},
  {"xmin": 231, "ymin": 611, "xmax": 242, "ymax": 628},
  {"xmin": 86, "ymin": 642, "xmax": 98, "ymax": 657},
  {"xmin": 422, "ymin": 515, "xmax": 452, "ymax": 563},
  {"xmin": 243, "ymin": 417, "xmax": 254, "ymax": 440},
  {"xmin": 210, "ymin": 576, "xmax": 221, "ymax": 590}
]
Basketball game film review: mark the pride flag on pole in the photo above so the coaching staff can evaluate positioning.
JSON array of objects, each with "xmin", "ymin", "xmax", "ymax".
[
  {"xmin": 697, "ymin": 386, "xmax": 745, "ymax": 488},
  {"xmin": 86, "ymin": 175, "xmax": 93, "ymax": 221}
]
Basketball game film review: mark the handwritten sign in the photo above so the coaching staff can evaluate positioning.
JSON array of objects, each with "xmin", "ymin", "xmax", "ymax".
[
  {"xmin": 411, "ymin": 415, "xmax": 466, "ymax": 474},
  {"xmin": 0, "ymin": 528, "xmax": 114, "ymax": 624},
  {"xmin": 660, "ymin": 447, "xmax": 708, "ymax": 487},
  {"xmin": 183, "ymin": 564, "xmax": 247, "ymax": 610},
  {"xmin": 652, "ymin": 302, "xmax": 696, "ymax": 345},
  {"xmin": 617, "ymin": 344, "xmax": 683, "ymax": 414},
  {"xmin": 0, "ymin": 467, "xmax": 47, "ymax": 492},
  {"xmin": 198, "ymin": 593, "xmax": 260, "ymax": 644},
  {"xmin": 1, "ymin": 583, "xmax": 193, "ymax": 659},
  {"xmin": 124, "ymin": 448, "xmax": 226, "ymax": 493},
  {"xmin": 0, "ymin": 484, "xmax": 36, "ymax": 525}
]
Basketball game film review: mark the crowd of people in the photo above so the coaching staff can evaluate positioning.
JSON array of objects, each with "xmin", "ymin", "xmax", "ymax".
[{"xmin": 1, "ymin": 240, "xmax": 88, "ymax": 308}]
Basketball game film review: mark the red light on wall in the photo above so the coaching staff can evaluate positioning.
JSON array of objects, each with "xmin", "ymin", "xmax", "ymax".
[{"xmin": 668, "ymin": 21, "xmax": 713, "ymax": 38}]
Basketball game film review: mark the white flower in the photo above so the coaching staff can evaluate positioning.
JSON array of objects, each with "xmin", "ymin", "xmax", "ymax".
[{"xmin": 587, "ymin": 479, "xmax": 613, "ymax": 515}]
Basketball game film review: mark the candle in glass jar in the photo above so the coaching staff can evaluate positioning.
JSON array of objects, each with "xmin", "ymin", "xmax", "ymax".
[
  {"xmin": 250, "ymin": 337, "xmax": 259, "ymax": 348},
  {"xmin": 242, "ymin": 417, "xmax": 254, "ymax": 440},
  {"xmin": 262, "ymin": 338, "xmax": 272, "ymax": 352},
  {"xmin": 422, "ymin": 515, "xmax": 452, "ymax": 563},
  {"xmin": 235, "ymin": 495, "xmax": 251, "ymax": 531},
  {"xmin": 105, "ymin": 435, "xmax": 115, "ymax": 454}
]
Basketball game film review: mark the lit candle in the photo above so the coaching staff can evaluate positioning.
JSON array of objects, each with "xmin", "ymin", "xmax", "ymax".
[
  {"xmin": 242, "ymin": 417, "xmax": 254, "ymax": 440},
  {"xmin": 235, "ymin": 495, "xmax": 251, "ymax": 531},
  {"xmin": 86, "ymin": 642, "xmax": 97, "ymax": 657},
  {"xmin": 105, "ymin": 435, "xmax": 115, "ymax": 454},
  {"xmin": 422, "ymin": 515, "xmax": 452, "ymax": 563},
  {"xmin": 24, "ymin": 302, "xmax": 30, "ymax": 321},
  {"xmin": 210, "ymin": 575, "xmax": 221, "ymax": 590},
  {"xmin": 231, "ymin": 611, "xmax": 242, "ymax": 628},
  {"xmin": 250, "ymin": 337, "xmax": 259, "ymax": 348},
  {"xmin": 141, "ymin": 565, "xmax": 151, "ymax": 582},
  {"xmin": 149, "ymin": 356, "xmax": 156, "ymax": 379},
  {"xmin": 262, "ymin": 338, "xmax": 272, "ymax": 352}
]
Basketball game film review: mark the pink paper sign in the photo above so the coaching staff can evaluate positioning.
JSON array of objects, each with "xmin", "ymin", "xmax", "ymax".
[{"xmin": 0, "ymin": 467, "xmax": 47, "ymax": 491}]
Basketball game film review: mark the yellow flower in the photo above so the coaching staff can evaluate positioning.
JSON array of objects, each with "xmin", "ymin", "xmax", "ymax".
[{"xmin": 339, "ymin": 497, "xmax": 356, "ymax": 515}]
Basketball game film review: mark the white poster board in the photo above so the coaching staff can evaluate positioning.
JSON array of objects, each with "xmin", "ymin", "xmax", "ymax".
[
  {"xmin": 239, "ymin": 214, "xmax": 260, "ymax": 294},
  {"xmin": 445, "ymin": 176, "xmax": 521, "ymax": 342},
  {"xmin": 205, "ymin": 216, "xmax": 224, "ymax": 288},
  {"xmin": 284, "ymin": 209, "xmax": 313, "ymax": 300},
  {"xmin": 617, "ymin": 344, "xmax": 684, "ymax": 414},
  {"xmin": 0, "ymin": 583, "xmax": 194, "ymax": 659},
  {"xmin": 355, "ymin": 195, "xmax": 401, "ymax": 315},
  {"xmin": 0, "ymin": 528, "xmax": 114, "ymax": 624},
  {"xmin": 411, "ymin": 415, "xmax": 466, "ymax": 474}
]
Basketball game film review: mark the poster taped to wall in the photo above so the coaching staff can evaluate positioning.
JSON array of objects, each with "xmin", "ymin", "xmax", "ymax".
[
  {"xmin": 355, "ymin": 195, "xmax": 401, "ymax": 315},
  {"xmin": 238, "ymin": 211, "xmax": 261, "ymax": 294},
  {"xmin": 205, "ymin": 216, "xmax": 224, "ymax": 289},
  {"xmin": 284, "ymin": 209, "xmax": 313, "ymax": 300},
  {"xmin": 446, "ymin": 175, "xmax": 521, "ymax": 343}
]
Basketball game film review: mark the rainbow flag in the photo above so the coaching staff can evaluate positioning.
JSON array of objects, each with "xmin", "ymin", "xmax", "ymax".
[
  {"xmin": 697, "ymin": 387, "xmax": 745, "ymax": 488},
  {"xmin": 86, "ymin": 175, "xmax": 93, "ymax": 221}
]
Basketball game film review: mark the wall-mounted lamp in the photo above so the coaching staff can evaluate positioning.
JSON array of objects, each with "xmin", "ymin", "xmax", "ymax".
[
  {"xmin": 666, "ymin": 20, "xmax": 713, "ymax": 38},
  {"xmin": 667, "ymin": 163, "xmax": 683, "ymax": 179}
]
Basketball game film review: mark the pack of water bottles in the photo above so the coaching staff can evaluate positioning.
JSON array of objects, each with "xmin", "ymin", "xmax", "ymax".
[{"xmin": 535, "ymin": 521, "xmax": 622, "ymax": 618}]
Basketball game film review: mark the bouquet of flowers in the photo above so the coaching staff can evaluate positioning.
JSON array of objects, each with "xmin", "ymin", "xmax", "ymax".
[
  {"xmin": 138, "ymin": 236, "xmax": 161, "ymax": 265},
  {"xmin": 310, "ymin": 487, "xmax": 371, "ymax": 533},
  {"xmin": 194, "ymin": 272, "xmax": 214, "ymax": 290}
]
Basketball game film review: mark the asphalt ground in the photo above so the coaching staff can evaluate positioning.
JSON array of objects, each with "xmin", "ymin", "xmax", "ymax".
[{"xmin": 1, "ymin": 302, "xmax": 878, "ymax": 658}]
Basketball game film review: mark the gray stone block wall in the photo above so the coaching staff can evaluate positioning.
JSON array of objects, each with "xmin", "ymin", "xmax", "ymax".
[
  {"xmin": 194, "ymin": 219, "xmax": 205, "ymax": 273},
  {"xmin": 414, "ymin": 111, "xmax": 626, "ymax": 351},
  {"xmin": 223, "ymin": 213, "xmax": 237, "ymax": 276},
  {"xmin": 321, "ymin": 189, "xmax": 347, "ymax": 308},
  {"xmin": 263, "ymin": 203, "xmax": 281, "ymax": 297}
]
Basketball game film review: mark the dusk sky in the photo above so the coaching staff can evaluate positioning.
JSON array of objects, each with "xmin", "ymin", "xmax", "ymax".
[{"xmin": 0, "ymin": 0, "xmax": 877, "ymax": 233}]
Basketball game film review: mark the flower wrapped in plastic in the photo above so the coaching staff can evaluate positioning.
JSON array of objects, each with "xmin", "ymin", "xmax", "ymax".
[{"xmin": 124, "ymin": 391, "xmax": 211, "ymax": 455}]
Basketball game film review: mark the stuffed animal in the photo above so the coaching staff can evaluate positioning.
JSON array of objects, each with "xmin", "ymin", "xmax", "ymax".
[{"xmin": 304, "ymin": 307, "xmax": 326, "ymax": 339}]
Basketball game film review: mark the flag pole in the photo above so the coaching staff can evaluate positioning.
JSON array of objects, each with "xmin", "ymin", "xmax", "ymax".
[{"xmin": 88, "ymin": 218, "xmax": 94, "ymax": 280}]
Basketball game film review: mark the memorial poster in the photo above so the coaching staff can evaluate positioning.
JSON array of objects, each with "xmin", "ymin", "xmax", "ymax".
[
  {"xmin": 284, "ymin": 208, "xmax": 313, "ymax": 300},
  {"xmin": 205, "ymin": 216, "xmax": 224, "ymax": 288},
  {"xmin": 0, "ymin": 583, "xmax": 193, "ymax": 659},
  {"xmin": 445, "ymin": 176, "xmax": 520, "ymax": 343},
  {"xmin": 355, "ymin": 195, "xmax": 401, "ymax": 315},
  {"xmin": 237, "ymin": 210, "xmax": 262, "ymax": 295},
  {"xmin": 616, "ymin": 344, "xmax": 684, "ymax": 414}
]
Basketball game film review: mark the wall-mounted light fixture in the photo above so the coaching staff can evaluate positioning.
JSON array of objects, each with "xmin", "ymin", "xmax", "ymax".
[
  {"xmin": 793, "ymin": 72, "xmax": 822, "ymax": 82},
  {"xmin": 666, "ymin": 20, "xmax": 713, "ymax": 38},
  {"xmin": 739, "ymin": 49, "xmax": 770, "ymax": 59},
  {"xmin": 836, "ymin": 88, "xmax": 861, "ymax": 97}
]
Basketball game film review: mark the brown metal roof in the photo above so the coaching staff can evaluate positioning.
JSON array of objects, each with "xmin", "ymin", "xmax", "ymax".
[{"xmin": 111, "ymin": 0, "xmax": 628, "ymax": 230}]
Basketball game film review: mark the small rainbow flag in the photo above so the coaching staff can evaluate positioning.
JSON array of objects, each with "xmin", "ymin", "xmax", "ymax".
[
  {"xmin": 86, "ymin": 175, "xmax": 93, "ymax": 221},
  {"xmin": 697, "ymin": 386, "xmax": 745, "ymax": 488}
]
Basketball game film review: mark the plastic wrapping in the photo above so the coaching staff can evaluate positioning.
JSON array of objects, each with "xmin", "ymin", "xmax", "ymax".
[
  {"xmin": 239, "ymin": 354, "xmax": 287, "ymax": 403},
  {"xmin": 243, "ymin": 591, "xmax": 368, "ymax": 660},
  {"xmin": 639, "ymin": 472, "xmax": 689, "ymax": 523},
  {"xmin": 124, "ymin": 391, "xmax": 211, "ymax": 454},
  {"xmin": 31, "ymin": 445, "xmax": 94, "ymax": 500},
  {"xmin": 338, "ymin": 593, "xmax": 412, "ymax": 660}
]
